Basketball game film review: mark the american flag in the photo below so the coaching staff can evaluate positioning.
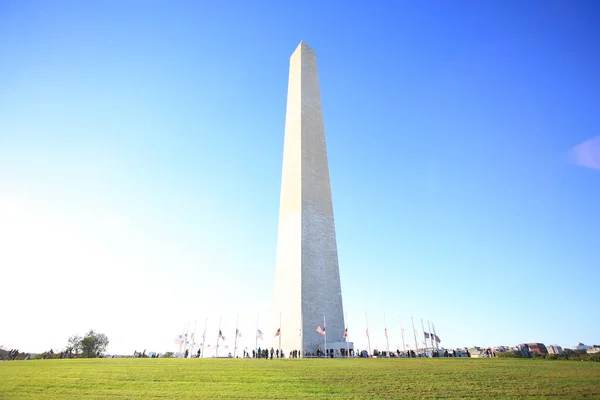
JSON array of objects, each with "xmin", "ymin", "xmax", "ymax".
[
  {"xmin": 236, "ymin": 329, "xmax": 242, "ymax": 337},
  {"xmin": 435, "ymin": 335, "xmax": 441, "ymax": 343},
  {"xmin": 424, "ymin": 332, "xmax": 430, "ymax": 339},
  {"xmin": 343, "ymin": 328, "xmax": 348, "ymax": 338},
  {"xmin": 174, "ymin": 335, "xmax": 184, "ymax": 345},
  {"xmin": 257, "ymin": 329, "xmax": 263, "ymax": 339},
  {"xmin": 219, "ymin": 330, "xmax": 225, "ymax": 340},
  {"xmin": 316, "ymin": 326, "xmax": 326, "ymax": 335},
  {"xmin": 275, "ymin": 328, "xmax": 281, "ymax": 337},
  {"xmin": 384, "ymin": 328, "xmax": 388, "ymax": 337}
]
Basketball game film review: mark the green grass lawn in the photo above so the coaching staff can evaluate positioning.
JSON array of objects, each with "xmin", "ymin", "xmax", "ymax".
[{"xmin": 1, "ymin": 358, "xmax": 599, "ymax": 399}]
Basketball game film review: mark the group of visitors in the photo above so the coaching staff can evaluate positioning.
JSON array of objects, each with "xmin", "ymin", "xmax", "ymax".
[
  {"xmin": 442, "ymin": 349, "xmax": 472, "ymax": 357},
  {"xmin": 4, "ymin": 349, "xmax": 20, "ymax": 360},
  {"xmin": 250, "ymin": 347, "xmax": 290, "ymax": 359}
]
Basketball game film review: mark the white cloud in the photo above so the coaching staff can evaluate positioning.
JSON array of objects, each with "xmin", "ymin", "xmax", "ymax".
[{"xmin": 570, "ymin": 135, "xmax": 600, "ymax": 170}]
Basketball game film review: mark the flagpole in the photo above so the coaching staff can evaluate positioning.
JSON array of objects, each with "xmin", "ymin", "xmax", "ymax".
[
  {"xmin": 181, "ymin": 323, "xmax": 186, "ymax": 357},
  {"xmin": 324, "ymin": 314, "xmax": 327, "ymax": 357},
  {"xmin": 411, "ymin": 317, "xmax": 418, "ymax": 356},
  {"xmin": 179, "ymin": 322, "xmax": 190, "ymax": 358},
  {"xmin": 191, "ymin": 320, "xmax": 198, "ymax": 358},
  {"xmin": 278, "ymin": 312, "xmax": 282, "ymax": 356},
  {"xmin": 255, "ymin": 314, "xmax": 259, "ymax": 357},
  {"xmin": 384, "ymin": 314, "xmax": 390, "ymax": 357},
  {"xmin": 345, "ymin": 312, "xmax": 349, "ymax": 358},
  {"xmin": 201, "ymin": 318, "xmax": 207, "ymax": 358},
  {"xmin": 216, "ymin": 316, "xmax": 222, "ymax": 358},
  {"xmin": 183, "ymin": 322, "xmax": 190, "ymax": 358},
  {"xmin": 420, "ymin": 318, "xmax": 428, "ymax": 356},
  {"xmin": 178, "ymin": 325, "xmax": 185, "ymax": 355},
  {"xmin": 432, "ymin": 323, "xmax": 440, "ymax": 351},
  {"xmin": 427, "ymin": 320, "xmax": 435, "ymax": 352},
  {"xmin": 234, "ymin": 314, "xmax": 239, "ymax": 358},
  {"xmin": 399, "ymin": 317, "xmax": 406, "ymax": 353},
  {"xmin": 365, "ymin": 313, "xmax": 371, "ymax": 356}
]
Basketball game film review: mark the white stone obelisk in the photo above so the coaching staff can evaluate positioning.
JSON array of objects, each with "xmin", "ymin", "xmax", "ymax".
[{"xmin": 273, "ymin": 41, "xmax": 346, "ymax": 356}]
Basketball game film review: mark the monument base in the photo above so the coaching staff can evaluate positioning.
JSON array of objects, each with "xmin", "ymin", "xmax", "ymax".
[{"xmin": 306, "ymin": 341, "xmax": 354, "ymax": 358}]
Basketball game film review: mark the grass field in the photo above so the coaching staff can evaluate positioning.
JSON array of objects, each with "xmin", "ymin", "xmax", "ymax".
[{"xmin": 1, "ymin": 358, "xmax": 599, "ymax": 399}]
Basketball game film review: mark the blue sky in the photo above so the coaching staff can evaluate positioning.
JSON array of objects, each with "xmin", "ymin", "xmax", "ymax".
[{"xmin": 1, "ymin": 0, "xmax": 599, "ymax": 355}]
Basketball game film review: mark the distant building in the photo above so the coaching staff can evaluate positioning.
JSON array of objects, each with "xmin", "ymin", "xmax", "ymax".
[
  {"xmin": 587, "ymin": 345, "xmax": 600, "ymax": 354},
  {"xmin": 547, "ymin": 345, "xmax": 563, "ymax": 355},
  {"xmin": 516, "ymin": 344, "xmax": 531, "ymax": 357},
  {"xmin": 525, "ymin": 343, "xmax": 548, "ymax": 355},
  {"xmin": 575, "ymin": 342, "xmax": 590, "ymax": 351}
]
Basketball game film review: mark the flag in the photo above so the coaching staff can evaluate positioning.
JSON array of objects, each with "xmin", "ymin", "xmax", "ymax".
[
  {"xmin": 430, "ymin": 332, "xmax": 434, "ymax": 339},
  {"xmin": 275, "ymin": 328, "xmax": 281, "ymax": 337},
  {"xmin": 174, "ymin": 335, "xmax": 183, "ymax": 345},
  {"xmin": 366, "ymin": 328, "xmax": 370, "ymax": 337},
  {"xmin": 316, "ymin": 326, "xmax": 326, "ymax": 335},
  {"xmin": 435, "ymin": 335, "xmax": 441, "ymax": 343},
  {"xmin": 384, "ymin": 328, "xmax": 388, "ymax": 337},
  {"xmin": 343, "ymin": 328, "xmax": 348, "ymax": 338},
  {"xmin": 236, "ymin": 329, "xmax": 242, "ymax": 337},
  {"xmin": 219, "ymin": 330, "xmax": 225, "ymax": 340},
  {"xmin": 424, "ymin": 332, "xmax": 430, "ymax": 339},
  {"xmin": 257, "ymin": 330, "xmax": 263, "ymax": 339}
]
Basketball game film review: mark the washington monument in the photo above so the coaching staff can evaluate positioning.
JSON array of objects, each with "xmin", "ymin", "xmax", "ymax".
[{"xmin": 273, "ymin": 41, "xmax": 348, "ymax": 354}]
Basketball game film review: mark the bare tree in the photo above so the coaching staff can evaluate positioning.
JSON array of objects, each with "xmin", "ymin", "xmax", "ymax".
[{"xmin": 67, "ymin": 335, "xmax": 82, "ymax": 356}]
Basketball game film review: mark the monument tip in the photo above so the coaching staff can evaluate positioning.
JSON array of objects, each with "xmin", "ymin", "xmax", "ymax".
[{"xmin": 295, "ymin": 40, "xmax": 312, "ymax": 52}]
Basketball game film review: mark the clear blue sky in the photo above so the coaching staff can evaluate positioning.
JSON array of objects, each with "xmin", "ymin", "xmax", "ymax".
[{"xmin": 1, "ymin": 0, "xmax": 599, "ymax": 355}]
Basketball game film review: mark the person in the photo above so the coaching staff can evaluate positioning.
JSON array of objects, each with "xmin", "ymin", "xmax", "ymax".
[{"xmin": 270, "ymin": 347, "xmax": 274, "ymax": 359}]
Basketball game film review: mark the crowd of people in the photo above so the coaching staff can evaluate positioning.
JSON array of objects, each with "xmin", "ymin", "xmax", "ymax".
[{"xmin": 3, "ymin": 349, "xmax": 21, "ymax": 360}]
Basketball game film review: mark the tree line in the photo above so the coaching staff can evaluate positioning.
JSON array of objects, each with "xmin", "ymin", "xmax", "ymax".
[{"xmin": 1, "ymin": 330, "xmax": 109, "ymax": 360}]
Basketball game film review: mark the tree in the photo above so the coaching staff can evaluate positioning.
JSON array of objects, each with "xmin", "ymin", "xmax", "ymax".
[
  {"xmin": 67, "ymin": 335, "xmax": 82, "ymax": 356},
  {"xmin": 79, "ymin": 330, "xmax": 109, "ymax": 358}
]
